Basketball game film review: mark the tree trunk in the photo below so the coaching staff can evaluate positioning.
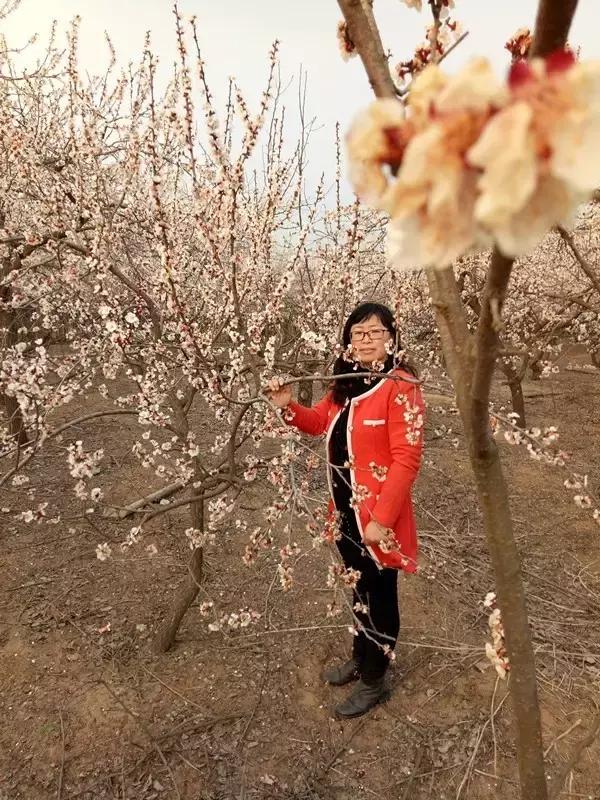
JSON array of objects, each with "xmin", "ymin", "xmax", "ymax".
[
  {"xmin": 430, "ymin": 263, "xmax": 546, "ymax": 799},
  {"xmin": 152, "ymin": 545, "xmax": 204, "ymax": 653},
  {"xmin": 470, "ymin": 442, "xmax": 547, "ymax": 799},
  {"xmin": 152, "ymin": 475, "xmax": 204, "ymax": 653},
  {"xmin": 4, "ymin": 395, "xmax": 29, "ymax": 447},
  {"xmin": 297, "ymin": 378, "xmax": 314, "ymax": 406},
  {"xmin": 298, "ymin": 359, "xmax": 321, "ymax": 405},
  {"xmin": 507, "ymin": 379, "xmax": 526, "ymax": 429},
  {"xmin": 467, "ymin": 249, "xmax": 547, "ymax": 800},
  {"xmin": 529, "ymin": 357, "xmax": 543, "ymax": 381},
  {"xmin": 499, "ymin": 361, "xmax": 527, "ymax": 428}
]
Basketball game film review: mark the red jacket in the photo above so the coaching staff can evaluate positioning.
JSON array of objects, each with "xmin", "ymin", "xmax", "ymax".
[{"xmin": 286, "ymin": 370, "xmax": 424, "ymax": 571}]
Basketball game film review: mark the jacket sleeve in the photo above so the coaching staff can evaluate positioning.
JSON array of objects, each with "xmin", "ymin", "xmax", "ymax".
[
  {"xmin": 284, "ymin": 394, "xmax": 333, "ymax": 437},
  {"xmin": 371, "ymin": 380, "xmax": 424, "ymax": 529}
]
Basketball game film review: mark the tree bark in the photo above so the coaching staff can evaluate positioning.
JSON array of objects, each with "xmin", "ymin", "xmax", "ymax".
[
  {"xmin": 152, "ymin": 475, "xmax": 205, "ymax": 654},
  {"xmin": 2, "ymin": 391, "xmax": 29, "ymax": 447},
  {"xmin": 467, "ymin": 249, "xmax": 548, "ymax": 799},
  {"xmin": 152, "ymin": 545, "xmax": 204, "ymax": 653},
  {"xmin": 432, "ymin": 263, "xmax": 546, "ymax": 799},
  {"xmin": 297, "ymin": 359, "xmax": 320, "ymax": 406},
  {"xmin": 471, "ymin": 441, "xmax": 546, "ymax": 793},
  {"xmin": 338, "ymin": 0, "xmax": 397, "ymax": 98},
  {"xmin": 499, "ymin": 358, "xmax": 527, "ymax": 428},
  {"xmin": 105, "ymin": 478, "xmax": 185, "ymax": 519},
  {"xmin": 297, "ymin": 378, "xmax": 314, "ymax": 407},
  {"xmin": 529, "ymin": 0, "xmax": 580, "ymax": 58},
  {"xmin": 507, "ymin": 378, "xmax": 526, "ymax": 428}
]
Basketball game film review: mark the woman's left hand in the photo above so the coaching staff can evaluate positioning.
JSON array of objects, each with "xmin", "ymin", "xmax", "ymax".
[{"xmin": 364, "ymin": 519, "xmax": 391, "ymax": 545}]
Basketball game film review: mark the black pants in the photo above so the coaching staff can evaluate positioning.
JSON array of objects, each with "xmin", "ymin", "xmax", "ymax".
[{"xmin": 336, "ymin": 508, "xmax": 400, "ymax": 682}]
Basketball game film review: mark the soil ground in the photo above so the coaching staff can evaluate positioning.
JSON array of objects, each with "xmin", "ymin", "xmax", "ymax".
[{"xmin": 1, "ymin": 348, "xmax": 600, "ymax": 800}]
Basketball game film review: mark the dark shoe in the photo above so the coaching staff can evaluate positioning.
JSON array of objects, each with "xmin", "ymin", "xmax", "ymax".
[
  {"xmin": 322, "ymin": 658, "xmax": 360, "ymax": 686},
  {"xmin": 334, "ymin": 677, "xmax": 388, "ymax": 719}
]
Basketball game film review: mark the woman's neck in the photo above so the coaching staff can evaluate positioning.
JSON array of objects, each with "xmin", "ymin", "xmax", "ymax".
[{"xmin": 358, "ymin": 358, "xmax": 389, "ymax": 371}]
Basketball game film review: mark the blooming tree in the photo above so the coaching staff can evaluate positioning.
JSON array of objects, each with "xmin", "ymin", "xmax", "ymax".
[
  {"xmin": 1, "ymin": 7, "xmax": 401, "ymax": 652},
  {"xmin": 456, "ymin": 217, "xmax": 599, "ymax": 427}
]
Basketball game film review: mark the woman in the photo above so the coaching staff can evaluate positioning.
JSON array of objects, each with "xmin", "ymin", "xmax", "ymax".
[{"xmin": 268, "ymin": 302, "xmax": 424, "ymax": 718}]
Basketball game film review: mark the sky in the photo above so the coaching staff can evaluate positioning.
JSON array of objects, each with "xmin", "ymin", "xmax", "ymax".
[{"xmin": 3, "ymin": 0, "xmax": 599, "ymax": 200}]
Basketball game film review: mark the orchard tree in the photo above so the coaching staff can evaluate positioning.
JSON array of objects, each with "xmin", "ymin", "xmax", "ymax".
[
  {"xmin": 0, "ymin": 6, "xmax": 396, "ymax": 651},
  {"xmin": 457, "ymin": 225, "xmax": 594, "ymax": 428}
]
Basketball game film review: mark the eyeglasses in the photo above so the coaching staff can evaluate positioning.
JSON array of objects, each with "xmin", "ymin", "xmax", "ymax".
[{"xmin": 350, "ymin": 328, "xmax": 389, "ymax": 342}]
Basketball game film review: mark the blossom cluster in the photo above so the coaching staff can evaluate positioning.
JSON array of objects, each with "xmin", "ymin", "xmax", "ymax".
[
  {"xmin": 19, "ymin": 501, "xmax": 48, "ymax": 524},
  {"xmin": 207, "ymin": 607, "xmax": 261, "ymax": 632},
  {"xmin": 395, "ymin": 389, "xmax": 425, "ymax": 445},
  {"xmin": 483, "ymin": 591, "xmax": 510, "ymax": 679},
  {"xmin": 327, "ymin": 563, "xmax": 361, "ymax": 590},
  {"xmin": 350, "ymin": 482, "xmax": 372, "ymax": 511},
  {"xmin": 319, "ymin": 514, "xmax": 342, "ymax": 546},
  {"xmin": 336, "ymin": 20, "xmax": 356, "ymax": 62},
  {"xmin": 67, "ymin": 441, "xmax": 105, "ymax": 500},
  {"xmin": 242, "ymin": 527, "xmax": 273, "ymax": 567},
  {"xmin": 504, "ymin": 28, "xmax": 533, "ymax": 63},
  {"xmin": 396, "ymin": 14, "xmax": 463, "ymax": 83},
  {"xmin": 348, "ymin": 52, "xmax": 600, "ymax": 268},
  {"xmin": 368, "ymin": 461, "xmax": 388, "ymax": 482},
  {"xmin": 504, "ymin": 27, "xmax": 578, "ymax": 64}
]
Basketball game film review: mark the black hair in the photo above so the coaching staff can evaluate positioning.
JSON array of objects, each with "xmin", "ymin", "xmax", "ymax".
[{"xmin": 330, "ymin": 301, "xmax": 417, "ymax": 406}]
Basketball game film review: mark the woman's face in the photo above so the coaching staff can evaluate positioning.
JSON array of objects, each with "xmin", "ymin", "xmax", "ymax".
[{"xmin": 349, "ymin": 314, "xmax": 392, "ymax": 365}]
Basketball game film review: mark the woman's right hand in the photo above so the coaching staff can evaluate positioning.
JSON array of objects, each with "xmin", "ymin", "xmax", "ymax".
[{"xmin": 266, "ymin": 377, "xmax": 292, "ymax": 409}]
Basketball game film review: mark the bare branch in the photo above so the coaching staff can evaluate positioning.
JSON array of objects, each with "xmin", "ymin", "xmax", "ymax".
[
  {"xmin": 548, "ymin": 711, "xmax": 600, "ymax": 800},
  {"xmin": 336, "ymin": 0, "xmax": 396, "ymax": 99},
  {"xmin": 557, "ymin": 226, "xmax": 600, "ymax": 296}
]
